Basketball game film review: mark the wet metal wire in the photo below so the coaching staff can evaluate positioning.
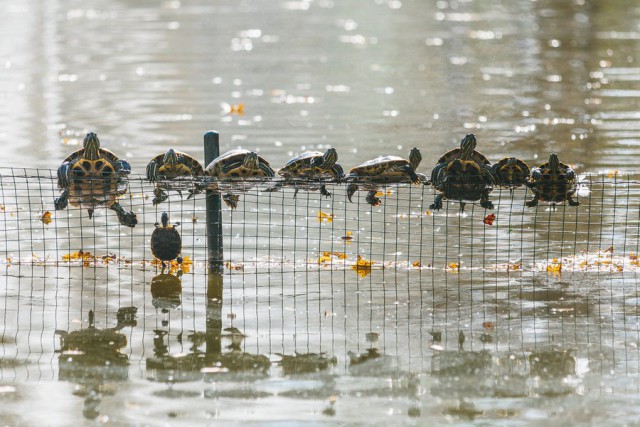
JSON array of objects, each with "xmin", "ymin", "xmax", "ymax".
[{"xmin": 0, "ymin": 167, "xmax": 635, "ymax": 275}]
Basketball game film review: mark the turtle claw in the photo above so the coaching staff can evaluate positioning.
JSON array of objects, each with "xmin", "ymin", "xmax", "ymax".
[
  {"xmin": 223, "ymin": 194, "xmax": 239, "ymax": 209},
  {"xmin": 365, "ymin": 191, "xmax": 381, "ymax": 207},
  {"xmin": 153, "ymin": 187, "xmax": 168, "ymax": 206},
  {"xmin": 429, "ymin": 195, "xmax": 444, "ymax": 211},
  {"xmin": 54, "ymin": 192, "xmax": 69, "ymax": 211},
  {"xmin": 319, "ymin": 185, "xmax": 332, "ymax": 198},
  {"xmin": 110, "ymin": 203, "xmax": 138, "ymax": 227},
  {"xmin": 568, "ymin": 197, "xmax": 580, "ymax": 207},
  {"xmin": 346, "ymin": 184, "xmax": 358, "ymax": 203}
]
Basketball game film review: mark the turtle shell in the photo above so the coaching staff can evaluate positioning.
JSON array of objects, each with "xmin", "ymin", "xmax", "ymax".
[
  {"xmin": 492, "ymin": 157, "xmax": 530, "ymax": 188},
  {"xmin": 63, "ymin": 146, "xmax": 125, "ymax": 209},
  {"xmin": 528, "ymin": 159, "xmax": 577, "ymax": 203},
  {"xmin": 147, "ymin": 150, "xmax": 204, "ymax": 179},
  {"xmin": 279, "ymin": 151, "xmax": 337, "ymax": 177},
  {"xmin": 150, "ymin": 215, "xmax": 182, "ymax": 262},
  {"xmin": 349, "ymin": 155, "xmax": 412, "ymax": 181},
  {"xmin": 205, "ymin": 149, "xmax": 275, "ymax": 178},
  {"xmin": 436, "ymin": 159, "xmax": 493, "ymax": 201}
]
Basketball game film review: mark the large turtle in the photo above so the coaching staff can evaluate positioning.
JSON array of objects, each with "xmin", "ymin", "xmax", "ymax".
[
  {"xmin": 525, "ymin": 153, "xmax": 579, "ymax": 208},
  {"xmin": 204, "ymin": 149, "xmax": 275, "ymax": 209},
  {"xmin": 150, "ymin": 212, "xmax": 182, "ymax": 269},
  {"xmin": 492, "ymin": 156, "xmax": 530, "ymax": 191},
  {"xmin": 430, "ymin": 134, "xmax": 497, "ymax": 212},
  {"xmin": 54, "ymin": 132, "xmax": 137, "ymax": 227},
  {"xmin": 346, "ymin": 147, "xmax": 424, "ymax": 207},
  {"xmin": 146, "ymin": 149, "xmax": 205, "ymax": 205},
  {"xmin": 268, "ymin": 148, "xmax": 344, "ymax": 197}
]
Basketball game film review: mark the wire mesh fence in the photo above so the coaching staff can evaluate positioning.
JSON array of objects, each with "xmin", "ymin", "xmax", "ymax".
[
  {"xmin": 4, "ymin": 166, "xmax": 640, "ymax": 422},
  {"xmin": 0, "ymin": 167, "xmax": 638, "ymax": 275}
]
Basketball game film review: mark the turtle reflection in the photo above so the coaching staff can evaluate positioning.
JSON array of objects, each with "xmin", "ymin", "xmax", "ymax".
[
  {"xmin": 150, "ymin": 270, "xmax": 183, "ymax": 311},
  {"xmin": 55, "ymin": 307, "xmax": 137, "ymax": 420}
]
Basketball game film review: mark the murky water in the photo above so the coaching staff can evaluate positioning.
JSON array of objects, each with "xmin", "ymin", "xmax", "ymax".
[{"xmin": 2, "ymin": 0, "xmax": 640, "ymax": 425}]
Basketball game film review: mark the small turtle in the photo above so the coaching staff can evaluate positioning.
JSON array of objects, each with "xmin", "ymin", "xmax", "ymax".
[
  {"xmin": 525, "ymin": 153, "xmax": 579, "ymax": 208},
  {"xmin": 430, "ymin": 134, "xmax": 497, "ymax": 212},
  {"xmin": 346, "ymin": 147, "xmax": 424, "ymax": 207},
  {"xmin": 268, "ymin": 148, "xmax": 344, "ymax": 197},
  {"xmin": 204, "ymin": 149, "xmax": 275, "ymax": 209},
  {"xmin": 54, "ymin": 132, "xmax": 137, "ymax": 227},
  {"xmin": 492, "ymin": 156, "xmax": 530, "ymax": 191},
  {"xmin": 146, "ymin": 149, "xmax": 205, "ymax": 205},
  {"xmin": 150, "ymin": 212, "xmax": 182, "ymax": 269}
]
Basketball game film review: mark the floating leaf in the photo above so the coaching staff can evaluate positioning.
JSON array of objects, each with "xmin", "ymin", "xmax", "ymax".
[
  {"xmin": 546, "ymin": 258, "xmax": 562, "ymax": 276},
  {"xmin": 607, "ymin": 170, "xmax": 619, "ymax": 178},
  {"xmin": 446, "ymin": 262, "xmax": 459, "ymax": 272},
  {"xmin": 412, "ymin": 260, "xmax": 422, "ymax": 267},
  {"xmin": 230, "ymin": 103, "xmax": 245, "ymax": 114},
  {"xmin": 225, "ymin": 262, "xmax": 244, "ymax": 271},
  {"xmin": 40, "ymin": 211, "xmax": 52, "ymax": 225},
  {"xmin": 483, "ymin": 213, "xmax": 495, "ymax": 226},
  {"xmin": 604, "ymin": 246, "xmax": 614, "ymax": 253},
  {"xmin": 317, "ymin": 211, "xmax": 334, "ymax": 223},
  {"xmin": 351, "ymin": 255, "xmax": 373, "ymax": 278},
  {"xmin": 483, "ymin": 321, "xmax": 494, "ymax": 329}
]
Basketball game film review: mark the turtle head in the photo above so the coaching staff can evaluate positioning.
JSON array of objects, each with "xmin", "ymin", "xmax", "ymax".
[
  {"xmin": 163, "ymin": 149, "xmax": 179, "ymax": 165},
  {"xmin": 83, "ymin": 132, "xmax": 101, "ymax": 161},
  {"xmin": 243, "ymin": 152, "xmax": 259, "ymax": 169},
  {"xmin": 460, "ymin": 134, "xmax": 477, "ymax": 160},
  {"xmin": 507, "ymin": 157, "xmax": 517, "ymax": 166},
  {"xmin": 317, "ymin": 147, "xmax": 338, "ymax": 168},
  {"xmin": 548, "ymin": 153, "xmax": 560, "ymax": 172},
  {"xmin": 409, "ymin": 147, "xmax": 422, "ymax": 170},
  {"xmin": 161, "ymin": 212, "xmax": 169, "ymax": 227}
]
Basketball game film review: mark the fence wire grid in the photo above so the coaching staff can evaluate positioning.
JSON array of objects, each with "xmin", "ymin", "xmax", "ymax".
[{"xmin": 0, "ymin": 167, "xmax": 636, "ymax": 275}]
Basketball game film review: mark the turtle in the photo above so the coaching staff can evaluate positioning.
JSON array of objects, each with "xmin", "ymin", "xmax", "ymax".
[
  {"xmin": 429, "ymin": 134, "xmax": 497, "ymax": 212},
  {"xmin": 150, "ymin": 212, "xmax": 182, "ymax": 269},
  {"xmin": 146, "ymin": 148, "xmax": 205, "ymax": 205},
  {"xmin": 525, "ymin": 153, "xmax": 579, "ymax": 208},
  {"xmin": 492, "ymin": 156, "xmax": 531, "ymax": 191},
  {"xmin": 204, "ymin": 149, "xmax": 275, "ymax": 209},
  {"xmin": 346, "ymin": 147, "xmax": 424, "ymax": 207},
  {"xmin": 54, "ymin": 132, "xmax": 137, "ymax": 227},
  {"xmin": 268, "ymin": 147, "xmax": 345, "ymax": 197}
]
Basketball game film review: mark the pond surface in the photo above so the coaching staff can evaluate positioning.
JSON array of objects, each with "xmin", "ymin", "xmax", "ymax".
[{"xmin": 2, "ymin": 0, "xmax": 640, "ymax": 425}]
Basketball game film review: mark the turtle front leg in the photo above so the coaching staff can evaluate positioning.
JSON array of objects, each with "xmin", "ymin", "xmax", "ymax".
[
  {"xmin": 332, "ymin": 164, "xmax": 345, "ymax": 183},
  {"xmin": 319, "ymin": 185, "xmax": 331, "ymax": 198},
  {"xmin": 146, "ymin": 160, "xmax": 158, "ymax": 182},
  {"xmin": 110, "ymin": 202, "xmax": 138, "ymax": 227},
  {"xmin": 479, "ymin": 190, "xmax": 494, "ymax": 210},
  {"xmin": 152, "ymin": 187, "xmax": 169, "ymax": 206},
  {"xmin": 365, "ymin": 191, "xmax": 381, "ymax": 207},
  {"xmin": 57, "ymin": 163, "xmax": 71, "ymax": 189},
  {"xmin": 115, "ymin": 159, "xmax": 132, "ymax": 177},
  {"xmin": 525, "ymin": 194, "xmax": 539, "ymax": 208},
  {"xmin": 223, "ymin": 194, "xmax": 239, "ymax": 209},
  {"xmin": 567, "ymin": 196, "xmax": 580, "ymax": 207},
  {"xmin": 54, "ymin": 189, "xmax": 69, "ymax": 211},
  {"xmin": 401, "ymin": 165, "xmax": 420, "ymax": 184},
  {"xmin": 429, "ymin": 194, "xmax": 443, "ymax": 211}
]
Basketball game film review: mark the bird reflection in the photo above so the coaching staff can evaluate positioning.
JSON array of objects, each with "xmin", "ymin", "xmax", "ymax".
[{"xmin": 55, "ymin": 307, "xmax": 137, "ymax": 420}]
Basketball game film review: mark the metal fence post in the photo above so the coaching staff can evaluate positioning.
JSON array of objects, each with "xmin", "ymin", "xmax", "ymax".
[{"xmin": 204, "ymin": 131, "xmax": 223, "ymax": 272}]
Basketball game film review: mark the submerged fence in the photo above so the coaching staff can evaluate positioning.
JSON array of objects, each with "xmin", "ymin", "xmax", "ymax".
[{"xmin": 0, "ymin": 164, "xmax": 638, "ymax": 275}]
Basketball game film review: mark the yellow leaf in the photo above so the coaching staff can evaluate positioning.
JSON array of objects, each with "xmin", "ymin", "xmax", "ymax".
[
  {"xmin": 351, "ymin": 255, "xmax": 374, "ymax": 278},
  {"xmin": 412, "ymin": 260, "xmax": 422, "ymax": 268},
  {"xmin": 604, "ymin": 246, "xmax": 614, "ymax": 253},
  {"xmin": 225, "ymin": 262, "xmax": 244, "ymax": 271},
  {"xmin": 318, "ymin": 211, "xmax": 334, "ymax": 223},
  {"xmin": 447, "ymin": 262, "xmax": 459, "ymax": 272},
  {"xmin": 40, "ymin": 211, "xmax": 52, "ymax": 225},
  {"xmin": 318, "ymin": 255, "xmax": 333, "ymax": 264},
  {"xmin": 607, "ymin": 170, "xmax": 619, "ymax": 178}
]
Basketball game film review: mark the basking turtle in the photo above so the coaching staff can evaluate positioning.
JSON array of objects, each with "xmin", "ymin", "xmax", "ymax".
[
  {"xmin": 150, "ymin": 212, "xmax": 182, "ymax": 269},
  {"xmin": 492, "ymin": 156, "xmax": 530, "ymax": 191},
  {"xmin": 146, "ymin": 149, "xmax": 205, "ymax": 205},
  {"xmin": 268, "ymin": 148, "xmax": 345, "ymax": 197},
  {"xmin": 204, "ymin": 149, "xmax": 275, "ymax": 209},
  {"xmin": 346, "ymin": 147, "xmax": 424, "ymax": 207},
  {"xmin": 430, "ymin": 134, "xmax": 497, "ymax": 212},
  {"xmin": 525, "ymin": 153, "xmax": 579, "ymax": 208},
  {"xmin": 54, "ymin": 132, "xmax": 137, "ymax": 227}
]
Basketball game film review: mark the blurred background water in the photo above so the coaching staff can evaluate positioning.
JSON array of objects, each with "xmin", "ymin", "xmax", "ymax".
[{"xmin": 2, "ymin": 0, "xmax": 640, "ymax": 425}]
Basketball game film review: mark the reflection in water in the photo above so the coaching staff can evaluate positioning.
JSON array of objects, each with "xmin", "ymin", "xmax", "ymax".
[{"xmin": 56, "ymin": 307, "xmax": 137, "ymax": 420}]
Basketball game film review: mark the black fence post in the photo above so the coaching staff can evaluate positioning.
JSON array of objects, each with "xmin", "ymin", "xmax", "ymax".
[
  {"xmin": 204, "ymin": 131, "xmax": 223, "ymax": 272},
  {"xmin": 205, "ymin": 131, "xmax": 223, "ymax": 356}
]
